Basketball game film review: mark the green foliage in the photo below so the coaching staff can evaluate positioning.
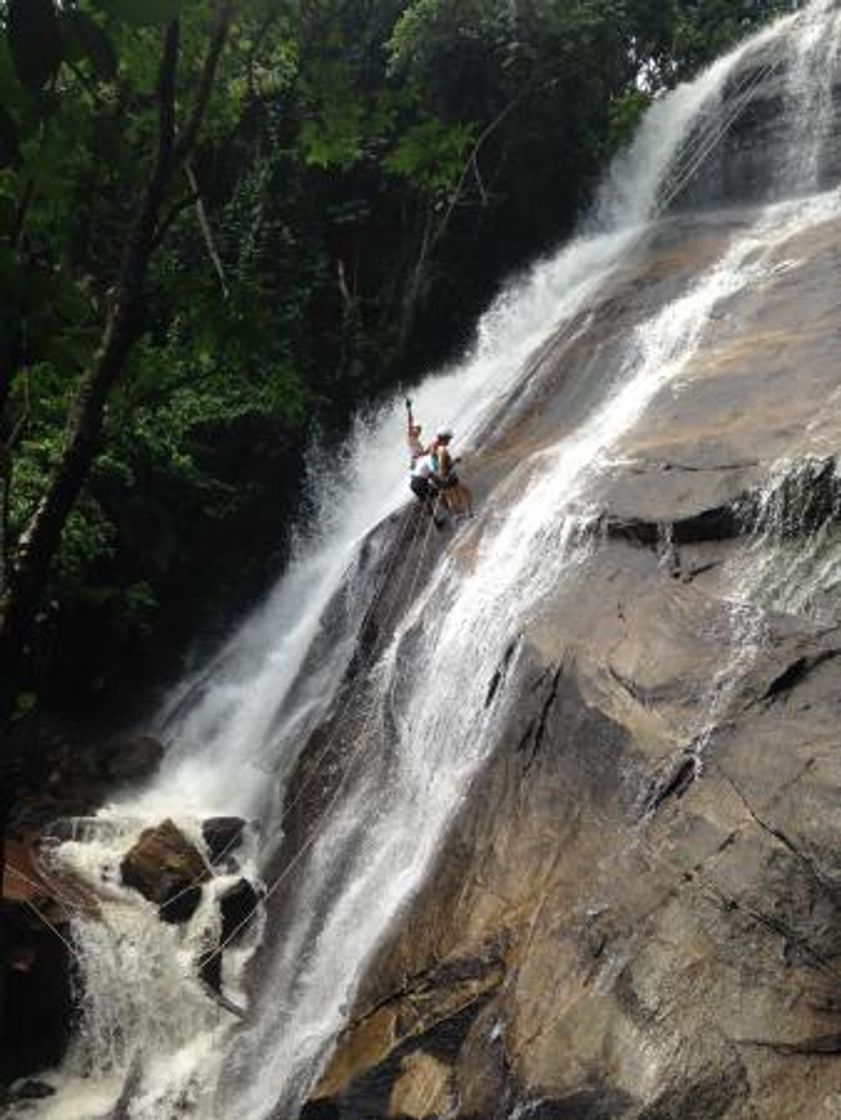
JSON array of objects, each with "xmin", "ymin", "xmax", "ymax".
[
  {"xmin": 606, "ymin": 88, "xmax": 653, "ymax": 155},
  {"xmin": 299, "ymin": 59, "xmax": 365, "ymax": 168},
  {"xmin": 384, "ymin": 117, "xmax": 475, "ymax": 194},
  {"xmin": 94, "ymin": 0, "xmax": 185, "ymax": 28}
]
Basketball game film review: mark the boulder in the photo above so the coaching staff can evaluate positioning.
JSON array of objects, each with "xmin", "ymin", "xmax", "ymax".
[
  {"xmin": 197, "ymin": 878, "xmax": 262, "ymax": 999},
  {"xmin": 390, "ymin": 1052, "xmax": 453, "ymax": 1119},
  {"xmin": 120, "ymin": 819, "xmax": 208, "ymax": 919},
  {"xmin": 159, "ymin": 884, "xmax": 203, "ymax": 925},
  {"xmin": 219, "ymin": 877, "xmax": 261, "ymax": 944},
  {"xmin": 202, "ymin": 816, "xmax": 246, "ymax": 864}
]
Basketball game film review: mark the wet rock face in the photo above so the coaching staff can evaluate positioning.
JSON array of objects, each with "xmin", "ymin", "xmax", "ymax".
[
  {"xmin": 304, "ymin": 195, "xmax": 841, "ymax": 1115},
  {"xmin": 202, "ymin": 816, "xmax": 246, "ymax": 864},
  {"xmin": 673, "ymin": 45, "xmax": 841, "ymax": 216}
]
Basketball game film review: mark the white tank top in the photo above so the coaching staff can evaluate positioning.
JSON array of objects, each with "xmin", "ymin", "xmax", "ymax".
[{"xmin": 411, "ymin": 453, "xmax": 434, "ymax": 479}]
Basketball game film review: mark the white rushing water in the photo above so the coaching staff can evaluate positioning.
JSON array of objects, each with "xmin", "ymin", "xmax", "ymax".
[
  {"xmin": 30, "ymin": 4, "xmax": 841, "ymax": 1119},
  {"xmin": 780, "ymin": 0, "xmax": 841, "ymax": 195}
]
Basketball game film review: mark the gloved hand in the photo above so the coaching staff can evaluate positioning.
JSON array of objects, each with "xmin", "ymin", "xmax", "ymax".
[{"xmin": 405, "ymin": 397, "xmax": 412, "ymax": 410}]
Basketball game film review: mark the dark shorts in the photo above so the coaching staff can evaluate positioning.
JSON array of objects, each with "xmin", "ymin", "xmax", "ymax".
[
  {"xmin": 411, "ymin": 476, "xmax": 434, "ymax": 500},
  {"xmin": 437, "ymin": 473, "xmax": 459, "ymax": 490}
]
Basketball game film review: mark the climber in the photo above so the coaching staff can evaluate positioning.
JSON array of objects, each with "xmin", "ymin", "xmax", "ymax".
[
  {"xmin": 410, "ymin": 451, "xmax": 444, "ymax": 527},
  {"xmin": 431, "ymin": 429, "xmax": 473, "ymax": 518},
  {"xmin": 405, "ymin": 397, "xmax": 427, "ymax": 466}
]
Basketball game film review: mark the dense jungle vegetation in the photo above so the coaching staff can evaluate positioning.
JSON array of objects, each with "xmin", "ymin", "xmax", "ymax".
[{"xmin": 0, "ymin": 0, "xmax": 790, "ymax": 738}]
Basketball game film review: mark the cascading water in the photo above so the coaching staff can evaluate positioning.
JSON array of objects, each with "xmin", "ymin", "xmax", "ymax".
[
  {"xmin": 25, "ymin": 4, "xmax": 841, "ymax": 1118},
  {"xmin": 780, "ymin": 0, "xmax": 841, "ymax": 194}
]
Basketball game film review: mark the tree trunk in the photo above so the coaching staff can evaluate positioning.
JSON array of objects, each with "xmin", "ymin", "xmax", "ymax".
[{"xmin": 0, "ymin": 4, "xmax": 232, "ymax": 720}]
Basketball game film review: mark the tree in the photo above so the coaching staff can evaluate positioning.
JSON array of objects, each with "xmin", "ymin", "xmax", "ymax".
[{"xmin": 0, "ymin": 0, "xmax": 240, "ymax": 719}]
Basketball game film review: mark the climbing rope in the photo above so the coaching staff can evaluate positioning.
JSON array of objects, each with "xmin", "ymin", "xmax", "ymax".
[
  {"xmin": 66, "ymin": 38, "xmax": 792, "ymax": 999},
  {"xmin": 144, "ymin": 505, "xmax": 425, "ymax": 922},
  {"xmin": 6, "ymin": 859, "xmax": 97, "ymax": 920},
  {"xmin": 21, "ymin": 897, "xmax": 81, "ymax": 963},
  {"xmin": 62, "ymin": 500, "xmax": 442, "ymax": 984},
  {"xmin": 198, "ymin": 506, "xmax": 443, "ymax": 973},
  {"xmin": 262, "ymin": 502, "xmax": 427, "ymax": 827},
  {"xmin": 199, "ymin": 28, "xmax": 813, "ymax": 1000},
  {"xmin": 4, "ymin": 864, "xmax": 86, "ymax": 963},
  {"xmin": 654, "ymin": 56, "xmax": 785, "ymax": 218}
]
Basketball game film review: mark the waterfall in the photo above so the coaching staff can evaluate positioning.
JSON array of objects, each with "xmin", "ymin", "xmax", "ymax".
[{"xmin": 27, "ymin": 3, "xmax": 841, "ymax": 1118}]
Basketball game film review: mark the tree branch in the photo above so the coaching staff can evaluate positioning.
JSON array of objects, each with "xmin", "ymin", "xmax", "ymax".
[
  {"xmin": 173, "ymin": 1, "xmax": 233, "ymax": 167},
  {"xmin": 185, "ymin": 160, "xmax": 229, "ymax": 298}
]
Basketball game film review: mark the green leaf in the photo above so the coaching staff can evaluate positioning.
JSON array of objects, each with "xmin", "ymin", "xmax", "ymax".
[
  {"xmin": 0, "ymin": 105, "xmax": 19, "ymax": 167},
  {"xmin": 7, "ymin": 0, "xmax": 62, "ymax": 93},
  {"xmin": 95, "ymin": 0, "xmax": 185, "ymax": 27},
  {"xmin": 12, "ymin": 691, "xmax": 38, "ymax": 721},
  {"xmin": 60, "ymin": 11, "xmax": 117, "ymax": 81}
]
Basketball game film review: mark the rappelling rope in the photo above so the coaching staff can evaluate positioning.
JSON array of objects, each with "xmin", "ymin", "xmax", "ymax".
[
  {"xmin": 149, "ymin": 506, "xmax": 426, "ymax": 921},
  {"xmin": 61, "ymin": 496, "xmax": 435, "ymax": 971},
  {"xmin": 6, "ymin": 860, "xmax": 98, "ymax": 920},
  {"xmin": 654, "ymin": 56, "xmax": 785, "ymax": 218},
  {"xmin": 659, "ymin": 54, "xmax": 780, "ymax": 207},
  {"xmin": 73, "ymin": 42, "xmax": 788, "ymax": 987},
  {"xmin": 5, "ymin": 864, "xmax": 86, "ymax": 963},
  {"xmin": 21, "ymin": 897, "xmax": 82, "ymax": 963},
  {"xmin": 193, "ymin": 55, "xmax": 784, "ymax": 970},
  {"xmin": 198, "ymin": 507, "xmax": 443, "ymax": 973},
  {"xmin": 140, "ymin": 501, "xmax": 431, "ymax": 931},
  {"xmin": 262, "ymin": 502, "xmax": 428, "ymax": 826}
]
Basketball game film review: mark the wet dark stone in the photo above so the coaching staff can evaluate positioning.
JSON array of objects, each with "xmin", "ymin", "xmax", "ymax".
[
  {"xmin": 300, "ymin": 1102, "xmax": 341, "ymax": 1120},
  {"xmin": 196, "ymin": 879, "xmax": 262, "ymax": 998},
  {"xmin": 159, "ymin": 883, "xmax": 203, "ymax": 925},
  {"xmin": 8, "ymin": 1078, "xmax": 56, "ymax": 1101},
  {"xmin": 202, "ymin": 817, "xmax": 246, "ymax": 864},
  {"xmin": 220, "ymin": 878, "xmax": 261, "ymax": 944}
]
